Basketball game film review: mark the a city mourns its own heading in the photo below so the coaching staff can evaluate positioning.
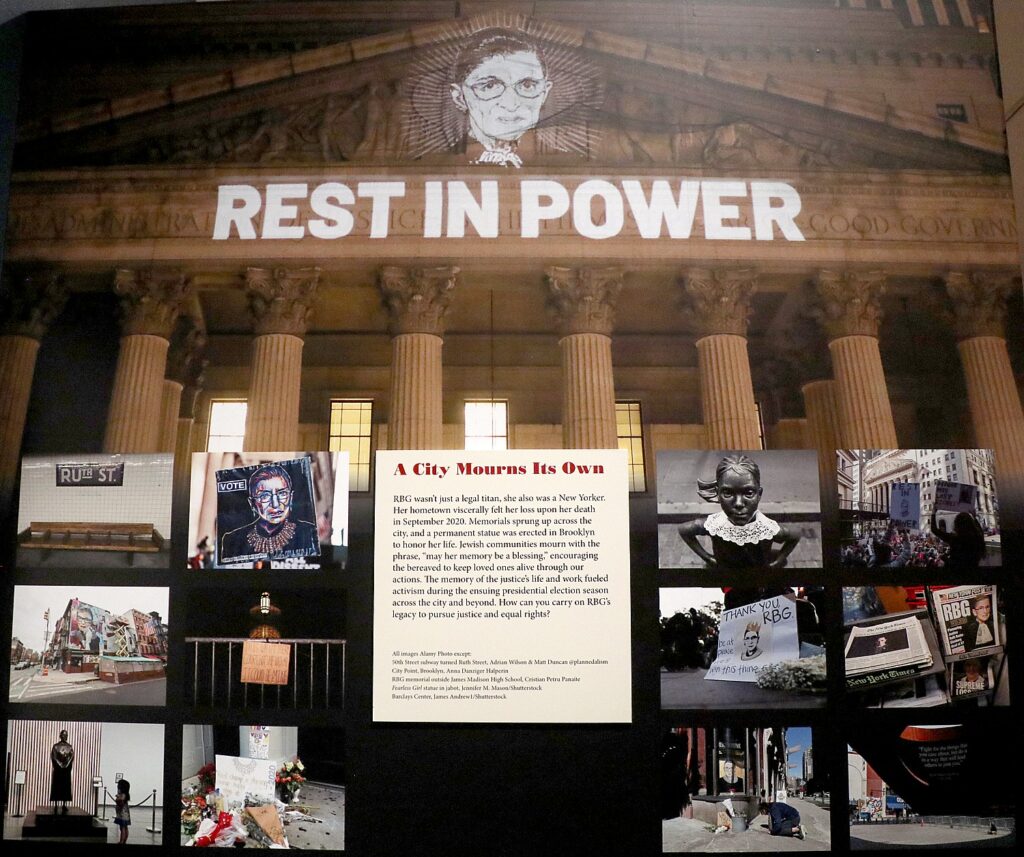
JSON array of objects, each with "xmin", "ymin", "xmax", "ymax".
[{"xmin": 213, "ymin": 179, "xmax": 805, "ymax": 241}]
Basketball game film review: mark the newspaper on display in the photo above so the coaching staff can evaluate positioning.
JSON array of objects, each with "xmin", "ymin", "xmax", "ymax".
[
  {"xmin": 930, "ymin": 584, "xmax": 1001, "ymax": 662},
  {"xmin": 844, "ymin": 616, "xmax": 931, "ymax": 677},
  {"xmin": 948, "ymin": 657, "xmax": 993, "ymax": 700}
]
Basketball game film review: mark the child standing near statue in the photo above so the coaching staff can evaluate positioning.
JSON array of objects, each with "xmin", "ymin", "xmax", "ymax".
[{"xmin": 114, "ymin": 779, "xmax": 131, "ymax": 845}]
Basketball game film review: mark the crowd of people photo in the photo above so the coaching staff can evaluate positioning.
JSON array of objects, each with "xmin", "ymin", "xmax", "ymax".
[{"xmin": 841, "ymin": 511, "xmax": 988, "ymax": 570}]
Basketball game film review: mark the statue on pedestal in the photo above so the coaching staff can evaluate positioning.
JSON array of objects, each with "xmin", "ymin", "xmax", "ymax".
[{"xmin": 49, "ymin": 729, "xmax": 74, "ymax": 814}]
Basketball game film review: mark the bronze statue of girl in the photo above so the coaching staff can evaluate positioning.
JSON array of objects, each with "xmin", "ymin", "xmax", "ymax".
[{"xmin": 677, "ymin": 454, "xmax": 800, "ymax": 570}]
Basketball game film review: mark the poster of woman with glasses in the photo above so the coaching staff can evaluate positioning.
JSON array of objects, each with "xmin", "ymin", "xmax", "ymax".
[{"xmin": 215, "ymin": 457, "xmax": 321, "ymax": 566}]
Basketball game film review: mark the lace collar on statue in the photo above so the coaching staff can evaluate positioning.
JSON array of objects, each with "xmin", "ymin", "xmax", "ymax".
[{"xmin": 704, "ymin": 511, "xmax": 780, "ymax": 545}]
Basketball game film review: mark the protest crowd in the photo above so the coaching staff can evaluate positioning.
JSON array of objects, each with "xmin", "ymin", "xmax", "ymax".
[{"xmin": 842, "ymin": 523, "xmax": 951, "ymax": 568}]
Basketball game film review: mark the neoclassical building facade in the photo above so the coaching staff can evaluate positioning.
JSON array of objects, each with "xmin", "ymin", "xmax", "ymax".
[{"xmin": 1, "ymin": 0, "xmax": 1023, "ymax": 523}]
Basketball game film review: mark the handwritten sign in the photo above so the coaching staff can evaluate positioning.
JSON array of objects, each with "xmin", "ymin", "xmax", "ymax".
[
  {"xmin": 241, "ymin": 641, "xmax": 291, "ymax": 685},
  {"xmin": 889, "ymin": 483, "xmax": 920, "ymax": 529},
  {"xmin": 934, "ymin": 480, "xmax": 977, "ymax": 514},
  {"xmin": 248, "ymin": 725, "xmax": 271, "ymax": 760},
  {"xmin": 214, "ymin": 755, "xmax": 276, "ymax": 803},
  {"xmin": 706, "ymin": 594, "xmax": 799, "ymax": 683}
]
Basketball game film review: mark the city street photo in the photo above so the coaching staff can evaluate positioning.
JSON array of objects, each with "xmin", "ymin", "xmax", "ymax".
[
  {"xmin": 847, "ymin": 722, "xmax": 1013, "ymax": 849},
  {"xmin": 9, "ymin": 585, "xmax": 169, "ymax": 706},
  {"xmin": 662, "ymin": 724, "xmax": 830, "ymax": 851}
]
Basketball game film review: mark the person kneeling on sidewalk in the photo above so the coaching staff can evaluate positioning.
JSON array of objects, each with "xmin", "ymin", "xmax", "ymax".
[{"xmin": 760, "ymin": 801, "xmax": 805, "ymax": 840}]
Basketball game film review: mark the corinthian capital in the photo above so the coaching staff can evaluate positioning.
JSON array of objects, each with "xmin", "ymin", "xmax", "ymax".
[
  {"xmin": 545, "ymin": 267, "xmax": 623, "ymax": 337},
  {"xmin": 114, "ymin": 268, "xmax": 191, "ymax": 338},
  {"xmin": 246, "ymin": 267, "xmax": 320, "ymax": 337},
  {"xmin": 814, "ymin": 269, "xmax": 886, "ymax": 339},
  {"xmin": 944, "ymin": 270, "xmax": 1019, "ymax": 340},
  {"xmin": 681, "ymin": 268, "xmax": 758, "ymax": 337},
  {"xmin": 379, "ymin": 266, "xmax": 459, "ymax": 336},
  {"xmin": 0, "ymin": 267, "xmax": 68, "ymax": 339}
]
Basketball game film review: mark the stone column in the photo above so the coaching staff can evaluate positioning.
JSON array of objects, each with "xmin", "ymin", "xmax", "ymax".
[
  {"xmin": 546, "ymin": 267, "xmax": 622, "ymax": 449},
  {"xmin": 802, "ymin": 378, "xmax": 843, "ymax": 519},
  {"xmin": 945, "ymin": 270, "xmax": 1024, "ymax": 514},
  {"xmin": 165, "ymin": 322, "xmax": 207, "ymax": 500},
  {"xmin": 243, "ymin": 267, "xmax": 319, "ymax": 451},
  {"xmin": 159, "ymin": 382, "xmax": 183, "ymax": 454},
  {"xmin": 379, "ymin": 266, "xmax": 459, "ymax": 450},
  {"xmin": 815, "ymin": 270, "xmax": 898, "ymax": 449},
  {"xmin": 104, "ymin": 269, "xmax": 190, "ymax": 453},
  {"xmin": 769, "ymin": 418, "xmax": 808, "ymax": 450},
  {"xmin": 682, "ymin": 268, "xmax": 761, "ymax": 449},
  {"xmin": 0, "ymin": 269, "xmax": 68, "ymax": 516}
]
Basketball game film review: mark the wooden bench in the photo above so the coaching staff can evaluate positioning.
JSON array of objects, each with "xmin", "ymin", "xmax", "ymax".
[{"xmin": 19, "ymin": 522, "xmax": 165, "ymax": 564}]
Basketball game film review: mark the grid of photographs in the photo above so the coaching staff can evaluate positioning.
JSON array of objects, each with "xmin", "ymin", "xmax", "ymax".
[
  {"xmin": 4, "ymin": 449, "xmax": 350, "ymax": 848},
  {"xmin": 660, "ymin": 448, "xmax": 1016, "ymax": 852}
]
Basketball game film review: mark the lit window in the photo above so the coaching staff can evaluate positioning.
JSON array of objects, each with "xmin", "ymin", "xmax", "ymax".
[
  {"xmin": 329, "ymin": 400, "xmax": 373, "ymax": 491},
  {"xmin": 465, "ymin": 401, "xmax": 507, "ymax": 450},
  {"xmin": 207, "ymin": 400, "xmax": 247, "ymax": 451},
  {"xmin": 616, "ymin": 401, "xmax": 646, "ymax": 492}
]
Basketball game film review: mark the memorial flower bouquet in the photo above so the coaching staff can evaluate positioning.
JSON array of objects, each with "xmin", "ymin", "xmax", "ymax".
[
  {"xmin": 275, "ymin": 758, "xmax": 306, "ymax": 802},
  {"xmin": 755, "ymin": 654, "xmax": 827, "ymax": 692},
  {"xmin": 196, "ymin": 762, "xmax": 217, "ymax": 795},
  {"xmin": 180, "ymin": 793, "xmax": 211, "ymax": 836}
]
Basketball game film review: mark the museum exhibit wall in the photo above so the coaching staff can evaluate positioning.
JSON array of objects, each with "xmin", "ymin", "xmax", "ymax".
[{"xmin": 1, "ymin": 0, "xmax": 1023, "ymax": 854}]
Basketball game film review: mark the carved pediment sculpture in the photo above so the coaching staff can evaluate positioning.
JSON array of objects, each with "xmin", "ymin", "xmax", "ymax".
[{"xmin": 14, "ymin": 9, "xmax": 1006, "ymax": 173}]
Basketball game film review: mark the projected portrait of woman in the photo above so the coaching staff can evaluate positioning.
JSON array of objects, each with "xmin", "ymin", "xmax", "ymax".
[
  {"xmin": 404, "ymin": 24, "xmax": 602, "ymax": 167},
  {"xmin": 448, "ymin": 30, "xmax": 552, "ymax": 166}
]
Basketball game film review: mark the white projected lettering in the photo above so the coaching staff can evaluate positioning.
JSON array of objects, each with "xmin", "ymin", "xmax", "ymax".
[{"xmin": 211, "ymin": 179, "xmax": 805, "ymax": 241}]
